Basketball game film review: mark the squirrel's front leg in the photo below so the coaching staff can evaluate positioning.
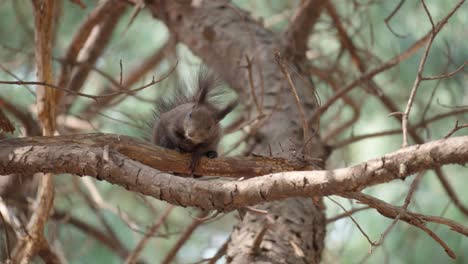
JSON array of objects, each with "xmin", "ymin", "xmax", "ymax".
[{"xmin": 189, "ymin": 146, "xmax": 218, "ymax": 176}]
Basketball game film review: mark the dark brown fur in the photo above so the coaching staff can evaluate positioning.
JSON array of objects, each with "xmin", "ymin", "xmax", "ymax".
[{"xmin": 152, "ymin": 66, "xmax": 238, "ymax": 173}]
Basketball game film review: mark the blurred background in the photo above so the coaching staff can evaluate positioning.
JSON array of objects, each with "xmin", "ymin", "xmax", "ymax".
[{"xmin": 0, "ymin": 0, "xmax": 467, "ymax": 263}]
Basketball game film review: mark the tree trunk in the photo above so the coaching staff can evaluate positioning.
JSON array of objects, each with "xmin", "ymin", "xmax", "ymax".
[{"xmin": 146, "ymin": 1, "xmax": 328, "ymax": 262}]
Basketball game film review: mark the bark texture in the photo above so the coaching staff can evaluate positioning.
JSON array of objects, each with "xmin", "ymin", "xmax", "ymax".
[
  {"xmin": 1, "ymin": 134, "xmax": 467, "ymax": 211},
  {"xmin": 134, "ymin": 1, "xmax": 327, "ymax": 262}
]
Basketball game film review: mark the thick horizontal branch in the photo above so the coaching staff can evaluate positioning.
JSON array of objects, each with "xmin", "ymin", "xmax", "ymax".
[
  {"xmin": 0, "ymin": 134, "xmax": 309, "ymax": 178},
  {"xmin": 0, "ymin": 134, "xmax": 467, "ymax": 211}
]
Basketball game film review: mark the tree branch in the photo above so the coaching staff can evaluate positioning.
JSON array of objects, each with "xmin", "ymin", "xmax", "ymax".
[
  {"xmin": 12, "ymin": 0, "xmax": 59, "ymax": 262},
  {"xmin": 341, "ymin": 192, "xmax": 468, "ymax": 259},
  {"xmin": 283, "ymin": 0, "xmax": 327, "ymax": 60},
  {"xmin": 0, "ymin": 134, "xmax": 467, "ymax": 211}
]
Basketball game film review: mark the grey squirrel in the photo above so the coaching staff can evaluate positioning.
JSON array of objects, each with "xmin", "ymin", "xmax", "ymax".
[{"xmin": 151, "ymin": 66, "xmax": 238, "ymax": 174}]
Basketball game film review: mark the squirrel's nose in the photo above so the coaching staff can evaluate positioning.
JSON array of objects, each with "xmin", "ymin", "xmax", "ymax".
[{"xmin": 188, "ymin": 132, "xmax": 195, "ymax": 138}]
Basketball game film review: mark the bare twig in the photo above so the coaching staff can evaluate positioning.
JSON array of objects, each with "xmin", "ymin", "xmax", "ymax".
[
  {"xmin": 57, "ymin": 0, "xmax": 117, "ymax": 88},
  {"xmin": 275, "ymin": 52, "xmax": 309, "ymax": 142},
  {"xmin": 283, "ymin": 0, "xmax": 327, "ymax": 59},
  {"xmin": 401, "ymin": 0, "xmax": 465, "ymax": 147},
  {"xmin": 124, "ymin": 205, "xmax": 175, "ymax": 264},
  {"xmin": 120, "ymin": 59, "xmax": 123, "ymax": 86},
  {"xmin": 69, "ymin": 0, "xmax": 86, "ymax": 8},
  {"xmin": 250, "ymin": 220, "xmax": 271, "ymax": 255},
  {"xmin": 57, "ymin": 0, "xmax": 127, "ymax": 113},
  {"xmin": 206, "ymin": 238, "xmax": 229, "ymax": 264},
  {"xmin": 401, "ymin": 0, "xmax": 438, "ymax": 147},
  {"xmin": 363, "ymin": 173, "xmax": 423, "ymax": 260},
  {"xmin": 161, "ymin": 210, "xmax": 209, "ymax": 264},
  {"xmin": 326, "ymin": 206, "xmax": 371, "ymax": 223},
  {"xmin": 72, "ymin": 178, "xmax": 123, "ymax": 249},
  {"xmin": 327, "ymin": 197, "xmax": 374, "ymax": 246},
  {"xmin": 444, "ymin": 120, "xmax": 468, "ymax": 138},
  {"xmin": 80, "ymin": 177, "xmax": 142, "ymax": 232},
  {"xmin": 333, "ymin": 108, "xmax": 468, "ymax": 148},
  {"xmin": 81, "ymin": 36, "xmax": 176, "ymax": 119},
  {"xmin": 121, "ymin": 0, "xmax": 145, "ymax": 37},
  {"xmin": 384, "ymin": 0, "xmax": 407, "ymax": 38},
  {"xmin": 421, "ymin": 61, "xmax": 467, "ymax": 81},
  {"xmin": 312, "ymin": 0, "xmax": 466, "ymax": 121},
  {"xmin": 0, "ymin": 63, "xmax": 36, "ymax": 97},
  {"xmin": 244, "ymin": 55, "xmax": 263, "ymax": 114},
  {"xmin": 434, "ymin": 167, "xmax": 468, "ymax": 217},
  {"xmin": 0, "ymin": 61, "xmax": 178, "ymax": 101},
  {"xmin": 53, "ymin": 210, "xmax": 130, "ymax": 259},
  {"xmin": 342, "ymin": 192, "xmax": 466, "ymax": 259}
]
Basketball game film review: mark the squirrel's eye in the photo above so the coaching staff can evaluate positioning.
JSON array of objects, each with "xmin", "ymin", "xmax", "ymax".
[{"xmin": 189, "ymin": 113, "xmax": 192, "ymax": 118}]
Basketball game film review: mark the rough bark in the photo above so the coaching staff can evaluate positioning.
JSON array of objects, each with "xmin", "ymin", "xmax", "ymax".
[
  {"xmin": 1, "ymin": 134, "xmax": 466, "ymax": 211},
  {"xmin": 145, "ymin": 1, "xmax": 328, "ymax": 262}
]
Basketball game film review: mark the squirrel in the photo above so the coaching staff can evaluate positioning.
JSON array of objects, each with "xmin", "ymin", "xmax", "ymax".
[{"xmin": 151, "ymin": 66, "xmax": 238, "ymax": 174}]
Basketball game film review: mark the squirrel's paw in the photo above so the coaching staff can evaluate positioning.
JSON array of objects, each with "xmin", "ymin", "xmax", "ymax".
[{"xmin": 206, "ymin": 151, "xmax": 218, "ymax": 159}]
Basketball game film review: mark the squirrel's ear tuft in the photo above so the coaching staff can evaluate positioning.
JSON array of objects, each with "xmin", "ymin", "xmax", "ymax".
[
  {"xmin": 215, "ymin": 100, "xmax": 238, "ymax": 121},
  {"xmin": 195, "ymin": 65, "xmax": 220, "ymax": 105}
]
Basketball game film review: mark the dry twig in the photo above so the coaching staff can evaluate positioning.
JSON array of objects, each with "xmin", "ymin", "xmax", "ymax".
[{"xmin": 124, "ymin": 205, "xmax": 175, "ymax": 264}]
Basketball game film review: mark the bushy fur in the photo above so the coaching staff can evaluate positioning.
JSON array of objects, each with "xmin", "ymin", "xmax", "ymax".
[{"xmin": 151, "ymin": 65, "xmax": 238, "ymax": 173}]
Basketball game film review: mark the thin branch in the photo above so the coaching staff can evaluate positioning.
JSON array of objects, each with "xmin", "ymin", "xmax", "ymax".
[
  {"xmin": 325, "ymin": 1, "xmax": 366, "ymax": 72},
  {"xmin": 57, "ymin": 0, "xmax": 127, "ymax": 111},
  {"xmin": 0, "ymin": 43, "xmax": 124, "ymax": 98},
  {"xmin": 283, "ymin": 0, "xmax": 327, "ymax": 59},
  {"xmin": 12, "ymin": 0, "xmax": 58, "ymax": 262},
  {"xmin": 56, "ymin": 0, "xmax": 124, "ymax": 100},
  {"xmin": 161, "ymin": 210, "xmax": 209, "ymax": 264},
  {"xmin": 124, "ymin": 205, "xmax": 174, "ymax": 264},
  {"xmin": 434, "ymin": 167, "xmax": 468, "ymax": 217},
  {"xmin": 342, "ymin": 192, "xmax": 466, "ymax": 259},
  {"xmin": 444, "ymin": 120, "xmax": 468, "ymax": 138},
  {"xmin": 0, "ymin": 63, "xmax": 36, "ymax": 97},
  {"xmin": 327, "ymin": 197, "xmax": 374, "ymax": 246},
  {"xmin": 316, "ymin": 71, "xmax": 360, "ymax": 142},
  {"xmin": 333, "ymin": 107, "xmax": 468, "ymax": 148},
  {"xmin": 81, "ymin": 177, "xmax": 141, "ymax": 229},
  {"xmin": 53, "ymin": 210, "xmax": 130, "ymax": 259},
  {"xmin": 72, "ymin": 178, "xmax": 123, "ymax": 249},
  {"xmin": 119, "ymin": 59, "xmax": 123, "ymax": 85},
  {"xmin": 249, "ymin": 221, "xmax": 270, "ymax": 255},
  {"xmin": 0, "ymin": 61, "xmax": 178, "ymax": 101},
  {"xmin": 326, "ymin": 206, "xmax": 371, "ymax": 223},
  {"xmin": 244, "ymin": 55, "xmax": 263, "ymax": 114},
  {"xmin": 121, "ymin": 0, "xmax": 145, "ymax": 37},
  {"xmin": 81, "ymin": 37, "xmax": 176, "ymax": 119},
  {"xmin": 401, "ymin": 0, "xmax": 438, "ymax": 147},
  {"xmin": 363, "ymin": 173, "xmax": 423, "ymax": 260},
  {"xmin": 384, "ymin": 0, "xmax": 407, "ymax": 38},
  {"xmin": 275, "ymin": 52, "xmax": 309, "ymax": 142},
  {"xmin": 312, "ymin": 0, "xmax": 466, "ymax": 121},
  {"xmin": 206, "ymin": 238, "xmax": 229, "ymax": 264},
  {"xmin": 422, "ymin": 61, "xmax": 467, "ymax": 81}
]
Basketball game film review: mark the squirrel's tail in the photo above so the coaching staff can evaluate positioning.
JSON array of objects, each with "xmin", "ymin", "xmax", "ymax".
[{"xmin": 152, "ymin": 65, "xmax": 234, "ymax": 122}]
